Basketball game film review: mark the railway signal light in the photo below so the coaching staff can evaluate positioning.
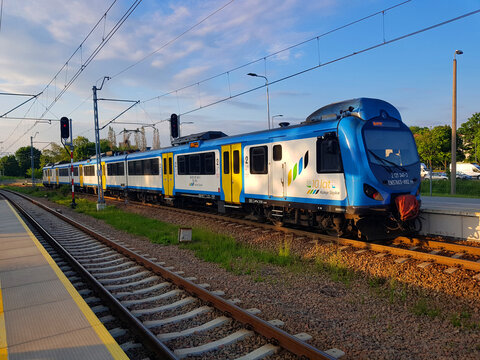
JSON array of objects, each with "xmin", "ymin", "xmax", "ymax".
[
  {"xmin": 60, "ymin": 117, "xmax": 70, "ymax": 139},
  {"xmin": 170, "ymin": 113, "xmax": 179, "ymax": 138}
]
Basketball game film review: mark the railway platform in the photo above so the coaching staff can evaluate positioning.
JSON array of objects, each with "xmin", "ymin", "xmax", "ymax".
[
  {"xmin": 420, "ymin": 196, "xmax": 480, "ymax": 241},
  {"xmin": 0, "ymin": 197, "xmax": 128, "ymax": 360}
]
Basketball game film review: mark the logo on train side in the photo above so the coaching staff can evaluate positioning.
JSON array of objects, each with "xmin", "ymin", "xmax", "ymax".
[
  {"xmin": 288, "ymin": 151, "xmax": 309, "ymax": 186},
  {"xmin": 306, "ymin": 179, "xmax": 335, "ymax": 195}
]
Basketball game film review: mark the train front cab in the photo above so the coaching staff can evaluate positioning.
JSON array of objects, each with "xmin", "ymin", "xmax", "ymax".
[{"xmin": 337, "ymin": 103, "xmax": 420, "ymax": 238}]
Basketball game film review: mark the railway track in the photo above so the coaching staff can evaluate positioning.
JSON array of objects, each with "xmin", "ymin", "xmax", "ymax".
[
  {"xmin": 93, "ymin": 193, "xmax": 480, "ymax": 278},
  {"xmin": 1, "ymin": 189, "xmax": 341, "ymax": 360}
]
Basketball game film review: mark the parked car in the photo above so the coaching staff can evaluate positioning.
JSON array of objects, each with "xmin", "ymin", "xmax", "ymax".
[
  {"xmin": 430, "ymin": 172, "xmax": 448, "ymax": 180},
  {"xmin": 456, "ymin": 172, "xmax": 472, "ymax": 180},
  {"xmin": 450, "ymin": 163, "xmax": 480, "ymax": 179}
]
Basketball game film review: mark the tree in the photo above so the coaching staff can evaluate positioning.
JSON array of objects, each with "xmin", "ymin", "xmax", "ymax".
[
  {"xmin": 414, "ymin": 126, "xmax": 462, "ymax": 170},
  {"xmin": 74, "ymin": 137, "xmax": 113, "ymax": 161},
  {"xmin": 41, "ymin": 143, "xmax": 70, "ymax": 167},
  {"xmin": 459, "ymin": 112, "xmax": 480, "ymax": 162},
  {"xmin": 15, "ymin": 146, "xmax": 41, "ymax": 177},
  {"xmin": 414, "ymin": 128, "xmax": 438, "ymax": 170},
  {"xmin": 0, "ymin": 155, "xmax": 21, "ymax": 176}
]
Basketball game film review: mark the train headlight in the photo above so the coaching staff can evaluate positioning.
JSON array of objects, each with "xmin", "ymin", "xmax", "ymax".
[{"xmin": 363, "ymin": 183, "xmax": 384, "ymax": 201}]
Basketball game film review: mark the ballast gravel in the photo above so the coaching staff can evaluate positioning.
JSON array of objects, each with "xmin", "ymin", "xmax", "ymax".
[{"xmin": 36, "ymin": 196, "xmax": 480, "ymax": 359}]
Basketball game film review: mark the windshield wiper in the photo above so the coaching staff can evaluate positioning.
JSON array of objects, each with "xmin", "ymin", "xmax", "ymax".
[
  {"xmin": 367, "ymin": 150, "xmax": 407, "ymax": 172},
  {"xmin": 367, "ymin": 150, "xmax": 392, "ymax": 173}
]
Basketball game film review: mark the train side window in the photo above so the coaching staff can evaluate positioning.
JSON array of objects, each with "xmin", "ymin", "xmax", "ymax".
[
  {"xmin": 223, "ymin": 151, "xmax": 230, "ymax": 174},
  {"xmin": 316, "ymin": 136, "xmax": 343, "ymax": 173},
  {"xmin": 178, "ymin": 156, "xmax": 186, "ymax": 175},
  {"xmin": 250, "ymin": 146, "xmax": 268, "ymax": 174},
  {"xmin": 204, "ymin": 153, "xmax": 215, "ymax": 175},
  {"xmin": 233, "ymin": 150, "xmax": 240, "ymax": 174},
  {"xmin": 169, "ymin": 157, "xmax": 172, "ymax": 174},
  {"xmin": 189, "ymin": 154, "xmax": 200, "ymax": 174},
  {"xmin": 135, "ymin": 160, "xmax": 142, "ymax": 175},
  {"xmin": 273, "ymin": 145, "xmax": 282, "ymax": 161},
  {"xmin": 151, "ymin": 159, "xmax": 159, "ymax": 175},
  {"xmin": 128, "ymin": 161, "xmax": 135, "ymax": 175},
  {"xmin": 118, "ymin": 162, "xmax": 125, "ymax": 176},
  {"xmin": 143, "ymin": 159, "xmax": 152, "ymax": 175}
]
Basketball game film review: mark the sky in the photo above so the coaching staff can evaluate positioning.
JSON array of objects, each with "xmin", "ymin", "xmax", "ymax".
[{"xmin": 0, "ymin": 0, "xmax": 479, "ymax": 154}]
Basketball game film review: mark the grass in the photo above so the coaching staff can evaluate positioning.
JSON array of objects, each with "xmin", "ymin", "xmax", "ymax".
[
  {"xmin": 412, "ymin": 298, "xmax": 441, "ymax": 318},
  {"xmin": 421, "ymin": 179, "xmax": 480, "ymax": 198},
  {"xmin": 4, "ymin": 185, "xmax": 480, "ymax": 329},
  {"xmin": 315, "ymin": 250, "xmax": 356, "ymax": 285}
]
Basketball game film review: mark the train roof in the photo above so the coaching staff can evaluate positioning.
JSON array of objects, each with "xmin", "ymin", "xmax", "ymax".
[
  {"xmin": 305, "ymin": 98, "xmax": 401, "ymax": 123},
  {"xmin": 45, "ymin": 98, "xmax": 402, "ymax": 167}
]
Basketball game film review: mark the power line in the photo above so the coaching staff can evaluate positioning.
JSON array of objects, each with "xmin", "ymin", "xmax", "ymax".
[
  {"xmin": 111, "ymin": 0, "xmax": 235, "ymax": 79},
  {"xmin": 2, "ymin": 0, "xmax": 143, "ymax": 150},
  {"xmin": 40, "ymin": 0, "xmax": 144, "ymax": 118},
  {"xmin": 143, "ymin": 0, "xmax": 412, "ymax": 104},
  {"xmin": 148, "ymin": 7, "xmax": 480, "ymax": 124}
]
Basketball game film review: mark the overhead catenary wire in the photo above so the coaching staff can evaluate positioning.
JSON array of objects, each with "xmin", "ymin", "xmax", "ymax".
[
  {"xmin": 39, "ymin": 0, "xmax": 144, "ymax": 118},
  {"xmin": 148, "ymin": 7, "xmax": 480, "ymax": 124},
  {"xmin": 1, "ymin": 0, "xmax": 142, "ymax": 150},
  {"xmin": 110, "ymin": 0, "xmax": 235, "ymax": 80},
  {"xmin": 142, "ymin": 0, "xmax": 412, "ymax": 104}
]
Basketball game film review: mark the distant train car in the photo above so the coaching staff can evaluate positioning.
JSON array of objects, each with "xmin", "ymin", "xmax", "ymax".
[{"xmin": 47, "ymin": 98, "xmax": 420, "ymax": 239}]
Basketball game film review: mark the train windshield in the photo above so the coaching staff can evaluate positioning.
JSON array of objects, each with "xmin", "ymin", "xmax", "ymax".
[{"xmin": 364, "ymin": 128, "xmax": 418, "ymax": 167}]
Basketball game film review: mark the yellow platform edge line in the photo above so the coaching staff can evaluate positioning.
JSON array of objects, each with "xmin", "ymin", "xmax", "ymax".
[
  {"xmin": 5, "ymin": 200, "xmax": 129, "ymax": 360},
  {"xmin": 0, "ymin": 278, "xmax": 7, "ymax": 360}
]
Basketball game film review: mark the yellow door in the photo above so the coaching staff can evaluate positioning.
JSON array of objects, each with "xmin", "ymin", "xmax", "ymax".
[
  {"xmin": 101, "ymin": 162, "xmax": 106, "ymax": 190},
  {"xmin": 79, "ymin": 165, "xmax": 83, "ymax": 187},
  {"xmin": 47, "ymin": 170, "xmax": 51, "ymax": 185},
  {"xmin": 55, "ymin": 169, "xmax": 59, "ymax": 185},
  {"xmin": 222, "ymin": 143, "xmax": 242, "ymax": 204},
  {"xmin": 162, "ymin": 153, "xmax": 174, "ymax": 196}
]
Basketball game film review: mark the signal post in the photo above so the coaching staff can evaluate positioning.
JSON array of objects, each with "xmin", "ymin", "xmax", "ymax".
[{"xmin": 60, "ymin": 116, "xmax": 76, "ymax": 208}]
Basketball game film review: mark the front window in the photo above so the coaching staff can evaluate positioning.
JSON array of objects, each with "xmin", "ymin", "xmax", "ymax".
[{"xmin": 364, "ymin": 128, "xmax": 419, "ymax": 167}]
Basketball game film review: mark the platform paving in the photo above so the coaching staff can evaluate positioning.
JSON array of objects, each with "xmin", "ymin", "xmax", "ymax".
[
  {"xmin": 0, "ymin": 197, "xmax": 128, "ymax": 360},
  {"xmin": 420, "ymin": 196, "xmax": 480, "ymax": 241}
]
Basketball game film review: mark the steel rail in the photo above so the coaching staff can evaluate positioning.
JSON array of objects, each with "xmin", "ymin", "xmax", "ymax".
[
  {"xmin": 394, "ymin": 236, "xmax": 480, "ymax": 256},
  {"xmin": 1, "ymin": 191, "xmax": 178, "ymax": 360},
  {"xmin": 3, "ymin": 189, "xmax": 337, "ymax": 360},
  {"xmin": 98, "ymin": 195, "xmax": 480, "ymax": 272}
]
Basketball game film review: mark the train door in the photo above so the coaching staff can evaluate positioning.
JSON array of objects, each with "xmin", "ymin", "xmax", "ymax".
[
  {"xmin": 101, "ymin": 162, "xmax": 107, "ymax": 190},
  {"xmin": 55, "ymin": 168, "xmax": 59, "ymax": 186},
  {"xmin": 47, "ymin": 170, "xmax": 51, "ymax": 185},
  {"xmin": 270, "ymin": 143, "xmax": 285, "ymax": 198},
  {"xmin": 162, "ymin": 153, "xmax": 174, "ymax": 196},
  {"xmin": 221, "ymin": 143, "xmax": 242, "ymax": 203},
  {"xmin": 79, "ymin": 165, "xmax": 83, "ymax": 187}
]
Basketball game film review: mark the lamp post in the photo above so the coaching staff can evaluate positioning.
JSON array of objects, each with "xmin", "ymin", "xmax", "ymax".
[
  {"xmin": 271, "ymin": 114, "xmax": 283, "ymax": 128},
  {"xmin": 451, "ymin": 49, "xmax": 463, "ymax": 195},
  {"xmin": 247, "ymin": 73, "xmax": 270, "ymax": 129},
  {"xmin": 30, "ymin": 132, "xmax": 39, "ymax": 187}
]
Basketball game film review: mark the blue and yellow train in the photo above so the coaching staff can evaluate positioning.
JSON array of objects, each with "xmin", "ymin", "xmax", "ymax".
[{"xmin": 43, "ymin": 98, "xmax": 421, "ymax": 239}]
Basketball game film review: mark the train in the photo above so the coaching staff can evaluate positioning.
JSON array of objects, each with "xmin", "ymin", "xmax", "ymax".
[{"xmin": 43, "ymin": 98, "xmax": 421, "ymax": 240}]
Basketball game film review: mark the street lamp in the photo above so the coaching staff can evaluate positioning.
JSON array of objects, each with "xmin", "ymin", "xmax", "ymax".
[
  {"xmin": 271, "ymin": 114, "xmax": 283, "ymax": 128},
  {"xmin": 30, "ymin": 132, "xmax": 39, "ymax": 187},
  {"xmin": 247, "ymin": 73, "xmax": 270, "ymax": 130},
  {"xmin": 451, "ymin": 49, "xmax": 463, "ymax": 195}
]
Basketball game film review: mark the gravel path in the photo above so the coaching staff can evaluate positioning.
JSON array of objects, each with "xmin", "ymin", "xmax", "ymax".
[{"xmin": 38, "ymin": 196, "xmax": 480, "ymax": 359}]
